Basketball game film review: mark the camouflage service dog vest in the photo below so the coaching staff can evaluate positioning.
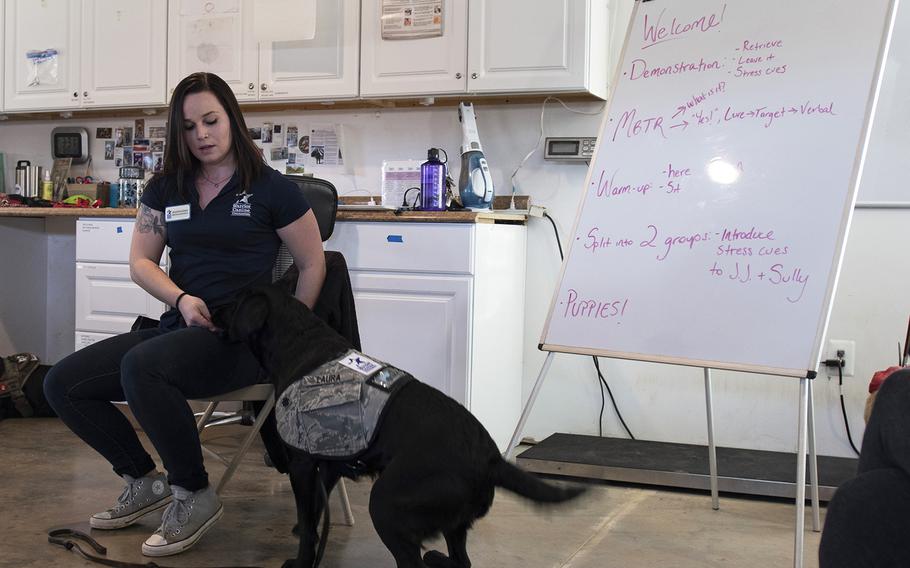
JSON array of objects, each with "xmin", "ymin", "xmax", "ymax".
[{"xmin": 275, "ymin": 350, "xmax": 413, "ymax": 459}]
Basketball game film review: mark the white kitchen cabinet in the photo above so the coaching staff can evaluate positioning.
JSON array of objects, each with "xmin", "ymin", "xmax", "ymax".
[
  {"xmin": 2, "ymin": 0, "xmax": 167, "ymax": 112},
  {"xmin": 168, "ymin": 0, "xmax": 360, "ymax": 102},
  {"xmin": 352, "ymin": 272, "xmax": 472, "ymax": 399},
  {"xmin": 359, "ymin": 0, "xmax": 467, "ymax": 97},
  {"xmin": 2, "ymin": 0, "xmax": 80, "ymax": 111},
  {"xmin": 360, "ymin": 0, "xmax": 609, "ymax": 99},
  {"xmin": 75, "ymin": 262, "xmax": 168, "ymax": 334},
  {"xmin": 326, "ymin": 220, "xmax": 527, "ymax": 452},
  {"xmin": 75, "ymin": 218, "xmax": 167, "ymax": 350},
  {"xmin": 167, "ymin": 0, "xmax": 258, "ymax": 102},
  {"xmin": 467, "ymin": 0, "xmax": 607, "ymax": 97},
  {"xmin": 80, "ymin": 0, "xmax": 168, "ymax": 108},
  {"xmin": 258, "ymin": 0, "xmax": 360, "ymax": 101}
]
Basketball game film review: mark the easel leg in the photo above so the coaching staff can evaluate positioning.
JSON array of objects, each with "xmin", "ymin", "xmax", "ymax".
[
  {"xmin": 704, "ymin": 368, "xmax": 719, "ymax": 510},
  {"xmin": 808, "ymin": 378, "xmax": 820, "ymax": 532},
  {"xmin": 505, "ymin": 351, "xmax": 555, "ymax": 460},
  {"xmin": 793, "ymin": 377, "xmax": 809, "ymax": 568}
]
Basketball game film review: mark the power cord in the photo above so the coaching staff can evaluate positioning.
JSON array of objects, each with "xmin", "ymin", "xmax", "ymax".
[
  {"xmin": 401, "ymin": 187, "xmax": 421, "ymax": 209},
  {"xmin": 538, "ymin": 208, "xmax": 635, "ymax": 440},
  {"xmin": 509, "ymin": 96, "xmax": 606, "ymax": 208},
  {"xmin": 542, "ymin": 212, "xmax": 564, "ymax": 260},
  {"xmin": 822, "ymin": 354, "xmax": 860, "ymax": 456}
]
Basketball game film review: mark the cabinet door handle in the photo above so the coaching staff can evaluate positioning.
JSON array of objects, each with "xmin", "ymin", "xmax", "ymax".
[
  {"xmin": 83, "ymin": 91, "xmax": 89, "ymax": 97},
  {"xmin": 73, "ymin": 91, "xmax": 79, "ymax": 98},
  {"xmin": 248, "ymin": 82, "xmax": 255, "ymax": 90},
  {"xmin": 471, "ymin": 73, "xmax": 478, "ymax": 80},
  {"xmin": 455, "ymin": 72, "xmax": 462, "ymax": 79},
  {"xmin": 261, "ymin": 83, "xmax": 268, "ymax": 91}
]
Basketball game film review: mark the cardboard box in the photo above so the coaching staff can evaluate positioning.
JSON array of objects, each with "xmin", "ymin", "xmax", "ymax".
[{"xmin": 67, "ymin": 182, "xmax": 111, "ymax": 206}]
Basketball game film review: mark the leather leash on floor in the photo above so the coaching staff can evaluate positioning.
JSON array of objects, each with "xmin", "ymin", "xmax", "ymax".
[{"xmin": 47, "ymin": 528, "xmax": 263, "ymax": 568}]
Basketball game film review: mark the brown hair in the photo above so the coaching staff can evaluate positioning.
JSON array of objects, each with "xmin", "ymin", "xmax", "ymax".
[{"xmin": 155, "ymin": 72, "xmax": 263, "ymax": 201}]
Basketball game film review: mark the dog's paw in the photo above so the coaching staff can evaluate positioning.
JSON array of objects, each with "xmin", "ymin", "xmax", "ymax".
[{"xmin": 423, "ymin": 550, "xmax": 459, "ymax": 567}]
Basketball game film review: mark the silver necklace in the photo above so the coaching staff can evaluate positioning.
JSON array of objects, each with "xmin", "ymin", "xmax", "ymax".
[{"xmin": 200, "ymin": 170, "xmax": 233, "ymax": 187}]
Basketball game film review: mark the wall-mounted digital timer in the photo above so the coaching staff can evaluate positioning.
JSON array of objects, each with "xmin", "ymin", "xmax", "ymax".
[
  {"xmin": 543, "ymin": 137, "xmax": 598, "ymax": 161},
  {"xmin": 51, "ymin": 127, "xmax": 90, "ymax": 164}
]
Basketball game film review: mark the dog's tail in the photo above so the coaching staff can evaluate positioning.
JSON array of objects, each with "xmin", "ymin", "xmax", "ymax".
[{"xmin": 492, "ymin": 458, "xmax": 586, "ymax": 503}]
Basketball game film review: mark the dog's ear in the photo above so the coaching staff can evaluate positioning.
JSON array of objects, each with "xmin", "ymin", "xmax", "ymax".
[
  {"xmin": 227, "ymin": 291, "xmax": 270, "ymax": 342},
  {"xmin": 210, "ymin": 303, "xmax": 235, "ymax": 332}
]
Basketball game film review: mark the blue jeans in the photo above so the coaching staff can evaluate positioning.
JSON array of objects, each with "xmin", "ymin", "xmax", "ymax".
[{"xmin": 44, "ymin": 326, "xmax": 262, "ymax": 491}]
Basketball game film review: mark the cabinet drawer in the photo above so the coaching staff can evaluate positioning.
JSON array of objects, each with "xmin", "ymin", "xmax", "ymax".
[
  {"xmin": 76, "ymin": 262, "xmax": 166, "ymax": 333},
  {"xmin": 327, "ymin": 222, "xmax": 474, "ymax": 274},
  {"xmin": 77, "ymin": 218, "xmax": 136, "ymax": 263}
]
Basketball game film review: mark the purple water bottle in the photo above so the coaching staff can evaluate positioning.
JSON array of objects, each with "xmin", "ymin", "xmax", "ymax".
[{"xmin": 420, "ymin": 148, "xmax": 447, "ymax": 211}]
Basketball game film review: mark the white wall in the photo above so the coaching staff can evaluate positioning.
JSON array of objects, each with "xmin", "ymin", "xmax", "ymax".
[{"xmin": 1, "ymin": 97, "xmax": 906, "ymax": 458}]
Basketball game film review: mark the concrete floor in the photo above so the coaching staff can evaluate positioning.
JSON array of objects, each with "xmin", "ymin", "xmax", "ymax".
[{"xmin": 0, "ymin": 418, "xmax": 825, "ymax": 568}]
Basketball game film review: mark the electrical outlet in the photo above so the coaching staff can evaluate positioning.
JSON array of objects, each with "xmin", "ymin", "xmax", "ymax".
[{"xmin": 826, "ymin": 339, "xmax": 856, "ymax": 377}]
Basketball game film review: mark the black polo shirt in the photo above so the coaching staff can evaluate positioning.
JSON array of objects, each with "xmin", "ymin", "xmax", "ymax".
[{"xmin": 141, "ymin": 167, "xmax": 311, "ymax": 330}]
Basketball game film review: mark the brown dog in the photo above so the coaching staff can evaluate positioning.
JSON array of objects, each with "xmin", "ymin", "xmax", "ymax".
[{"xmin": 215, "ymin": 285, "xmax": 586, "ymax": 568}]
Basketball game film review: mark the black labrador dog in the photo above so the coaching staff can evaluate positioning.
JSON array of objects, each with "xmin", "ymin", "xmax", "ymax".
[{"xmin": 215, "ymin": 285, "xmax": 586, "ymax": 568}]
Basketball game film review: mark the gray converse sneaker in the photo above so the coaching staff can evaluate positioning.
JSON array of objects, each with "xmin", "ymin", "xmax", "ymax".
[
  {"xmin": 141, "ymin": 484, "xmax": 223, "ymax": 557},
  {"xmin": 90, "ymin": 472, "xmax": 172, "ymax": 529}
]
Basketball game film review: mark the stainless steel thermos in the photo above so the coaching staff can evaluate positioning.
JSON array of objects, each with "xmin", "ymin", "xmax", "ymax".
[{"xmin": 14, "ymin": 160, "xmax": 42, "ymax": 198}]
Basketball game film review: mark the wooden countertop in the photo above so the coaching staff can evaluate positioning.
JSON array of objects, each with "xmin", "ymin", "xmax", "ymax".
[
  {"xmin": 0, "ymin": 206, "xmax": 527, "ymax": 224},
  {"xmin": 0, "ymin": 207, "xmax": 138, "ymax": 218}
]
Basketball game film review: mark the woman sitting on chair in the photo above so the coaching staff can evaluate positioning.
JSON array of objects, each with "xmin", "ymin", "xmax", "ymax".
[{"xmin": 43, "ymin": 72, "xmax": 326, "ymax": 557}]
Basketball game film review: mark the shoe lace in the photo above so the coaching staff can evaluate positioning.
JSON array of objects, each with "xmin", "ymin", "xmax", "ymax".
[
  {"xmin": 113, "ymin": 478, "xmax": 142, "ymax": 512},
  {"xmin": 158, "ymin": 493, "xmax": 191, "ymax": 537}
]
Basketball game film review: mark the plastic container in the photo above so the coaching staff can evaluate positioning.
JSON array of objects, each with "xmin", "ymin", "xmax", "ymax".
[
  {"xmin": 109, "ymin": 183, "xmax": 120, "ymax": 208},
  {"xmin": 419, "ymin": 148, "xmax": 447, "ymax": 211}
]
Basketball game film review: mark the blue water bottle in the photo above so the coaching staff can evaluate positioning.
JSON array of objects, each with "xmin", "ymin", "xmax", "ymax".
[{"xmin": 420, "ymin": 148, "xmax": 447, "ymax": 211}]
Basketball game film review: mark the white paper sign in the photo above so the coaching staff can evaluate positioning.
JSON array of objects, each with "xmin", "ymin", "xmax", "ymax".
[{"xmin": 381, "ymin": 0, "xmax": 443, "ymax": 40}]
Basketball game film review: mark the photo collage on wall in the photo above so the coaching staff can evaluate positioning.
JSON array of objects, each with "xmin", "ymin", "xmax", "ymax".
[
  {"xmin": 97, "ymin": 118, "xmax": 166, "ymax": 173},
  {"xmin": 249, "ymin": 121, "xmax": 346, "ymax": 175}
]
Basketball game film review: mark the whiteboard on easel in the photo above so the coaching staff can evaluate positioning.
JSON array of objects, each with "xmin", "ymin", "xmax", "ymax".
[{"xmin": 540, "ymin": 0, "xmax": 898, "ymax": 377}]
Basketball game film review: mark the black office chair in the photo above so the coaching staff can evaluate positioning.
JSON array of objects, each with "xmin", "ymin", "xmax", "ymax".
[{"xmin": 194, "ymin": 176, "xmax": 356, "ymax": 523}]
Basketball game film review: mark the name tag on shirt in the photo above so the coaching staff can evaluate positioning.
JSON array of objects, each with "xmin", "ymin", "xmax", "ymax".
[{"xmin": 165, "ymin": 204, "xmax": 191, "ymax": 222}]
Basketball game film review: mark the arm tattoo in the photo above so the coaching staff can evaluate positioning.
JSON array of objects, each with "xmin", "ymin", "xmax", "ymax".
[{"xmin": 136, "ymin": 204, "xmax": 166, "ymax": 236}]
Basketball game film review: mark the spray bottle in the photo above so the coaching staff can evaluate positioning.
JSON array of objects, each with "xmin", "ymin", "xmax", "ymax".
[
  {"xmin": 457, "ymin": 102, "xmax": 494, "ymax": 209},
  {"xmin": 41, "ymin": 170, "xmax": 54, "ymax": 201}
]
